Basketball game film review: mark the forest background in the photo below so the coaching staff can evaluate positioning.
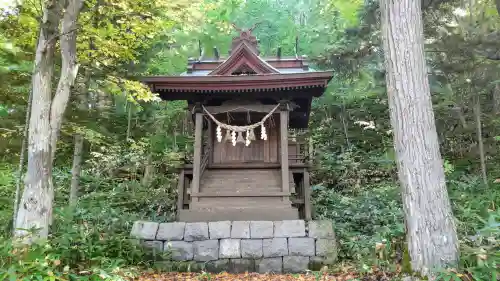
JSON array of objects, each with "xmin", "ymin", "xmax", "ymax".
[{"xmin": 0, "ymin": 0, "xmax": 498, "ymax": 280}]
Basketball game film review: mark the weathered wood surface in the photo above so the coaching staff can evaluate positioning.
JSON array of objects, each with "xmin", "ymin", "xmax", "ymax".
[
  {"xmin": 280, "ymin": 107, "xmax": 290, "ymax": 197},
  {"xmin": 176, "ymin": 170, "xmax": 185, "ymax": 220},
  {"xmin": 212, "ymin": 124, "xmax": 279, "ymax": 164},
  {"xmin": 191, "ymin": 111, "xmax": 203, "ymax": 204}
]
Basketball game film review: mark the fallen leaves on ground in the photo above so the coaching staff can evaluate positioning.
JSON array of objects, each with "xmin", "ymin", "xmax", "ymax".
[{"xmin": 132, "ymin": 271, "xmax": 394, "ymax": 281}]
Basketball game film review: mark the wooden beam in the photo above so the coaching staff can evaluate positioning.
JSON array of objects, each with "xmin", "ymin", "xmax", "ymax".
[
  {"xmin": 182, "ymin": 163, "xmax": 311, "ymax": 170},
  {"xmin": 176, "ymin": 170, "xmax": 185, "ymax": 220},
  {"xmin": 183, "ymin": 178, "xmax": 190, "ymax": 207},
  {"xmin": 280, "ymin": 103, "xmax": 290, "ymax": 200},
  {"xmin": 191, "ymin": 191, "xmax": 291, "ymax": 197},
  {"xmin": 303, "ymin": 170, "xmax": 312, "ymax": 221},
  {"xmin": 204, "ymin": 104, "xmax": 279, "ymax": 114},
  {"xmin": 291, "ymin": 198, "xmax": 305, "ymax": 204},
  {"xmin": 191, "ymin": 110, "xmax": 203, "ymax": 204},
  {"xmin": 207, "ymin": 118, "xmax": 214, "ymax": 165}
]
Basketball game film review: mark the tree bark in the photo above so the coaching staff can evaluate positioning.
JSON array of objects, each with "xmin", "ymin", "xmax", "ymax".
[
  {"xmin": 126, "ymin": 103, "xmax": 133, "ymax": 139},
  {"xmin": 380, "ymin": 0, "xmax": 459, "ymax": 276},
  {"xmin": 12, "ymin": 87, "xmax": 33, "ymax": 236},
  {"xmin": 15, "ymin": 0, "xmax": 63, "ymax": 240},
  {"xmin": 69, "ymin": 134, "xmax": 83, "ymax": 206},
  {"xmin": 50, "ymin": 0, "xmax": 84, "ymax": 162},
  {"xmin": 474, "ymin": 95, "xmax": 488, "ymax": 187},
  {"xmin": 141, "ymin": 152, "xmax": 154, "ymax": 186},
  {"xmin": 493, "ymin": 84, "xmax": 500, "ymax": 115}
]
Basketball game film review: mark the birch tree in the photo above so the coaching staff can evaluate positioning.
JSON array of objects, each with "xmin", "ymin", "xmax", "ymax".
[
  {"xmin": 379, "ymin": 0, "xmax": 459, "ymax": 276},
  {"xmin": 15, "ymin": 0, "xmax": 83, "ymax": 241}
]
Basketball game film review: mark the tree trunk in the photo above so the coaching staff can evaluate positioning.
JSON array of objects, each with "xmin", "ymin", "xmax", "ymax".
[
  {"xmin": 493, "ymin": 84, "xmax": 500, "ymax": 115},
  {"xmin": 126, "ymin": 103, "xmax": 133, "ymax": 139},
  {"xmin": 50, "ymin": 0, "xmax": 84, "ymax": 162},
  {"xmin": 142, "ymin": 152, "xmax": 154, "ymax": 186},
  {"xmin": 69, "ymin": 134, "xmax": 83, "ymax": 206},
  {"xmin": 76, "ymin": 69, "xmax": 91, "ymax": 111},
  {"xmin": 474, "ymin": 95, "xmax": 488, "ymax": 187},
  {"xmin": 12, "ymin": 87, "xmax": 33, "ymax": 236},
  {"xmin": 380, "ymin": 0, "xmax": 459, "ymax": 276},
  {"xmin": 15, "ymin": 0, "xmax": 63, "ymax": 240}
]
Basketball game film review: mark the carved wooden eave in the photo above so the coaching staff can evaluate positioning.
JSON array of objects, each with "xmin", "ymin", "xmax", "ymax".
[
  {"xmin": 208, "ymin": 41, "xmax": 280, "ymax": 75},
  {"xmin": 142, "ymin": 72, "xmax": 333, "ymax": 95}
]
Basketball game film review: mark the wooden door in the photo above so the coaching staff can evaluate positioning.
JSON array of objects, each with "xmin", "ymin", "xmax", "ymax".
[{"xmin": 212, "ymin": 126, "xmax": 279, "ymax": 164}]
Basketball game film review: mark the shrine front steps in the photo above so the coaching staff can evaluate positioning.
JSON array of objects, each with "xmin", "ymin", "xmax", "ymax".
[{"xmin": 178, "ymin": 207, "xmax": 299, "ymax": 222}]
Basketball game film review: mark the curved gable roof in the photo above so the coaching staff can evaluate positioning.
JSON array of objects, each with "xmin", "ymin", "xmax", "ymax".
[{"xmin": 208, "ymin": 41, "xmax": 280, "ymax": 75}]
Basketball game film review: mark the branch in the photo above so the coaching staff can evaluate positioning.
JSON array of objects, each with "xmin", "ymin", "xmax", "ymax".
[
  {"xmin": 0, "ymin": 128, "xmax": 17, "ymax": 132},
  {"xmin": 43, "ymin": 26, "xmax": 80, "ymax": 52}
]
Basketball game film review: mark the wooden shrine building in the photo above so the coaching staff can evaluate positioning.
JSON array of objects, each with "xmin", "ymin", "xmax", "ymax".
[{"xmin": 142, "ymin": 29, "xmax": 333, "ymax": 222}]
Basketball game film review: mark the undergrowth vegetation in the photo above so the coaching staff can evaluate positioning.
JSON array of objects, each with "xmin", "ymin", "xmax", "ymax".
[
  {"xmin": 1, "ymin": 149, "xmax": 498, "ymax": 280},
  {"xmin": 1, "ymin": 0, "xmax": 500, "ymax": 280}
]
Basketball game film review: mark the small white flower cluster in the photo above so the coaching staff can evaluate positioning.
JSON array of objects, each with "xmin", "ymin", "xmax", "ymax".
[{"xmin": 354, "ymin": 120, "xmax": 375, "ymax": 130}]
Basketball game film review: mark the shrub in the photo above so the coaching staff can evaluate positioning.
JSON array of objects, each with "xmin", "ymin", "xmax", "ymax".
[
  {"xmin": 312, "ymin": 183, "xmax": 405, "ymax": 266},
  {"xmin": 0, "ymin": 205, "xmax": 169, "ymax": 280}
]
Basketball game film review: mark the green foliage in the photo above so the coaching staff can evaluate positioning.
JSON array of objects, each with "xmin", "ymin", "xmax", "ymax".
[
  {"xmin": 1, "ymin": 0, "xmax": 499, "ymax": 278},
  {"xmin": 312, "ymin": 172, "xmax": 500, "ymax": 278},
  {"xmin": 0, "ymin": 201, "xmax": 167, "ymax": 280},
  {"xmin": 0, "ymin": 236, "xmax": 142, "ymax": 281},
  {"xmin": 313, "ymin": 184, "xmax": 405, "ymax": 268},
  {"xmin": 0, "ymin": 164, "xmax": 15, "ymax": 234}
]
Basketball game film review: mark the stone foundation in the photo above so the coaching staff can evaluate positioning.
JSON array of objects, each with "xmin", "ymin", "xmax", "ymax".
[{"xmin": 130, "ymin": 220, "xmax": 337, "ymax": 273}]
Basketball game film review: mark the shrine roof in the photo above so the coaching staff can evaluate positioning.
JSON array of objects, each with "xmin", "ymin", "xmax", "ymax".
[
  {"xmin": 180, "ymin": 67, "xmax": 313, "ymax": 76},
  {"xmin": 141, "ymin": 27, "xmax": 333, "ymax": 99}
]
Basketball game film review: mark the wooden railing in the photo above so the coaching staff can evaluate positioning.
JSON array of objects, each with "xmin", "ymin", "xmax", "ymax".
[
  {"xmin": 200, "ymin": 124, "xmax": 212, "ymax": 177},
  {"xmin": 200, "ymin": 147, "xmax": 210, "ymax": 177},
  {"xmin": 288, "ymin": 129, "xmax": 310, "ymax": 164}
]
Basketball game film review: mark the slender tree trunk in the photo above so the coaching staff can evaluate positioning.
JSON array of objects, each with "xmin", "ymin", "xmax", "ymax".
[
  {"xmin": 12, "ymin": 88, "xmax": 33, "ymax": 236},
  {"xmin": 15, "ymin": 0, "xmax": 63, "ymax": 240},
  {"xmin": 339, "ymin": 102, "xmax": 350, "ymax": 147},
  {"xmin": 50, "ymin": 0, "xmax": 84, "ymax": 162},
  {"xmin": 474, "ymin": 95, "xmax": 488, "ymax": 187},
  {"xmin": 69, "ymin": 134, "xmax": 83, "ymax": 206},
  {"xmin": 308, "ymin": 134, "xmax": 314, "ymax": 166},
  {"xmin": 127, "ymin": 103, "xmax": 133, "ymax": 139},
  {"xmin": 142, "ymin": 152, "xmax": 154, "ymax": 186},
  {"xmin": 380, "ymin": 0, "xmax": 459, "ymax": 276},
  {"xmin": 493, "ymin": 84, "xmax": 500, "ymax": 115},
  {"xmin": 77, "ymin": 69, "xmax": 91, "ymax": 111}
]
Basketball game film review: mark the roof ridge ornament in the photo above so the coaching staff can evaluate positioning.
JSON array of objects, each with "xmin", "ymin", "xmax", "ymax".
[
  {"xmin": 230, "ymin": 22, "xmax": 263, "ymax": 55},
  {"xmin": 230, "ymin": 21, "xmax": 262, "ymax": 33}
]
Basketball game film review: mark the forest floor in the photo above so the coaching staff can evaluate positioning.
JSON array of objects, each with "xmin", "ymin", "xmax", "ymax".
[{"xmin": 133, "ymin": 271, "xmax": 395, "ymax": 281}]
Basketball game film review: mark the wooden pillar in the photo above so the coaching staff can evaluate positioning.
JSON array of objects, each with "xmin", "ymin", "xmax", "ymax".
[
  {"xmin": 176, "ymin": 170, "xmax": 185, "ymax": 220},
  {"xmin": 303, "ymin": 170, "xmax": 312, "ymax": 220},
  {"xmin": 191, "ymin": 106, "xmax": 203, "ymax": 204},
  {"xmin": 280, "ymin": 102, "xmax": 290, "ymax": 197},
  {"xmin": 207, "ymin": 118, "xmax": 213, "ymax": 165}
]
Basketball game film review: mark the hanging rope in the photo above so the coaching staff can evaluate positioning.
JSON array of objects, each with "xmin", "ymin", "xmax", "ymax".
[{"xmin": 202, "ymin": 104, "xmax": 280, "ymax": 132}]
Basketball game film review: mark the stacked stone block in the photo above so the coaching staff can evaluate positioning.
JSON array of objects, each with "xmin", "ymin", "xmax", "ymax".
[{"xmin": 130, "ymin": 220, "xmax": 337, "ymax": 273}]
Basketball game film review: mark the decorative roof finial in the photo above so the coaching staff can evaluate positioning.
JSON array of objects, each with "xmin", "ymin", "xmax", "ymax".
[{"xmin": 230, "ymin": 22, "xmax": 263, "ymax": 54}]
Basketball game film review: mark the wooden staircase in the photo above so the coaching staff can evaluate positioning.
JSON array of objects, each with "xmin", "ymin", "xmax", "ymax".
[{"xmin": 179, "ymin": 168, "xmax": 299, "ymax": 222}]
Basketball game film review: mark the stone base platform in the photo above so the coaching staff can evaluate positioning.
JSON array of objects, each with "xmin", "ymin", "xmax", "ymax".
[{"xmin": 130, "ymin": 220, "xmax": 337, "ymax": 273}]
